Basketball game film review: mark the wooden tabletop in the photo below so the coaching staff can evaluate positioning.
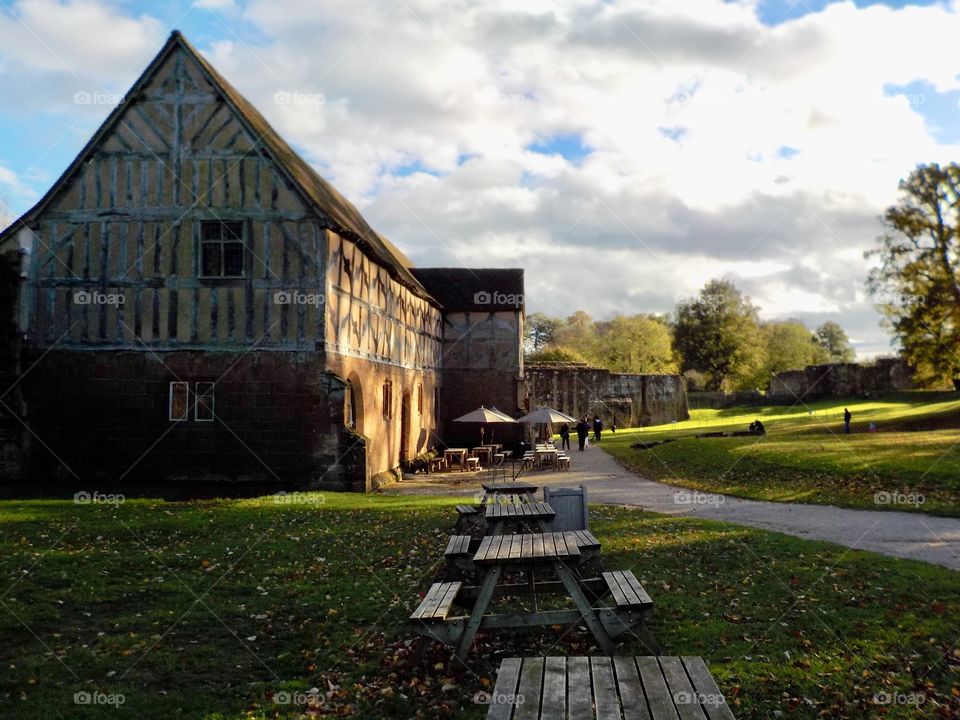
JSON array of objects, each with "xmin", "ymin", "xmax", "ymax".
[
  {"xmin": 485, "ymin": 501, "xmax": 554, "ymax": 520},
  {"xmin": 473, "ymin": 531, "xmax": 579, "ymax": 563},
  {"xmin": 481, "ymin": 482, "xmax": 538, "ymax": 494},
  {"xmin": 487, "ymin": 655, "xmax": 736, "ymax": 720}
]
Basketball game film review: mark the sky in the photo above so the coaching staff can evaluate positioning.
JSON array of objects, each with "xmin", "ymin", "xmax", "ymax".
[{"xmin": 2, "ymin": 0, "xmax": 960, "ymax": 357}]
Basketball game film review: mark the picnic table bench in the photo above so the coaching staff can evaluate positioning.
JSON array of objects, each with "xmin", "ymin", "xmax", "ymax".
[
  {"xmin": 481, "ymin": 482, "xmax": 538, "ymax": 504},
  {"xmin": 485, "ymin": 655, "xmax": 736, "ymax": 719},
  {"xmin": 410, "ymin": 532, "xmax": 656, "ymax": 659}
]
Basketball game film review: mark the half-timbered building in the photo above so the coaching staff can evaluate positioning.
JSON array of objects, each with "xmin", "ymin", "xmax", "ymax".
[{"xmin": 0, "ymin": 31, "xmax": 525, "ymax": 491}]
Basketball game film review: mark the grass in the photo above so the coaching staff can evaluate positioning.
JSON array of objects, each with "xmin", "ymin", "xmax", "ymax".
[
  {"xmin": 601, "ymin": 392, "xmax": 960, "ymax": 515},
  {"xmin": 1, "ymin": 493, "xmax": 959, "ymax": 718}
]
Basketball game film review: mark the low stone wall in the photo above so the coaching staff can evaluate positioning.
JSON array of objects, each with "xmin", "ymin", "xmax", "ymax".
[
  {"xmin": 767, "ymin": 359, "xmax": 915, "ymax": 402},
  {"xmin": 524, "ymin": 363, "xmax": 689, "ymax": 428}
]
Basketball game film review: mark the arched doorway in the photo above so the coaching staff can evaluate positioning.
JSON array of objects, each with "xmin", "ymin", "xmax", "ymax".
[{"xmin": 399, "ymin": 390, "xmax": 411, "ymax": 464}]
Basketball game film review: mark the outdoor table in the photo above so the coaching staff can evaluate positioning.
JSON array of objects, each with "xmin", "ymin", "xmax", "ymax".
[
  {"xmin": 471, "ymin": 446, "xmax": 493, "ymax": 465},
  {"xmin": 535, "ymin": 447, "xmax": 559, "ymax": 470},
  {"xmin": 453, "ymin": 532, "xmax": 616, "ymax": 659},
  {"xmin": 444, "ymin": 448, "xmax": 468, "ymax": 471},
  {"xmin": 484, "ymin": 501, "xmax": 555, "ymax": 534},
  {"xmin": 480, "ymin": 482, "xmax": 538, "ymax": 505},
  {"xmin": 485, "ymin": 656, "xmax": 736, "ymax": 719}
]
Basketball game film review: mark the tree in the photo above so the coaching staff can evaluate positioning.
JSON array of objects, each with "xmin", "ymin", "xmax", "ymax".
[
  {"xmin": 814, "ymin": 321, "xmax": 855, "ymax": 363},
  {"xmin": 674, "ymin": 279, "xmax": 766, "ymax": 391},
  {"xmin": 763, "ymin": 321, "xmax": 828, "ymax": 376},
  {"xmin": 867, "ymin": 163, "xmax": 960, "ymax": 386},
  {"xmin": 593, "ymin": 314, "xmax": 677, "ymax": 373},
  {"xmin": 553, "ymin": 311, "xmax": 598, "ymax": 359},
  {"xmin": 524, "ymin": 313, "xmax": 559, "ymax": 354}
]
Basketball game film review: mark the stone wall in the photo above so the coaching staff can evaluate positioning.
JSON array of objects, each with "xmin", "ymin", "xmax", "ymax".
[
  {"xmin": 20, "ymin": 350, "xmax": 369, "ymax": 491},
  {"xmin": 524, "ymin": 363, "xmax": 689, "ymax": 428},
  {"xmin": 767, "ymin": 359, "xmax": 915, "ymax": 402}
]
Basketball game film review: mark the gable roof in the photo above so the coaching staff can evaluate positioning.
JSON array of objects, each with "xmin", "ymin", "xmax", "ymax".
[
  {"xmin": 411, "ymin": 268, "xmax": 524, "ymax": 312},
  {"xmin": 0, "ymin": 30, "xmax": 433, "ymax": 303}
]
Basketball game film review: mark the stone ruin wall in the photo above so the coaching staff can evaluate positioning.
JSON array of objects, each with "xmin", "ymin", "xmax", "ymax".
[
  {"xmin": 767, "ymin": 359, "xmax": 915, "ymax": 401},
  {"xmin": 524, "ymin": 363, "xmax": 690, "ymax": 428}
]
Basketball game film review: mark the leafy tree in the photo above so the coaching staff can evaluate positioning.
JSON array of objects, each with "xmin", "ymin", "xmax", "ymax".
[
  {"xmin": 674, "ymin": 279, "xmax": 766, "ymax": 391},
  {"xmin": 526, "ymin": 346, "xmax": 587, "ymax": 363},
  {"xmin": 867, "ymin": 163, "xmax": 960, "ymax": 386},
  {"xmin": 814, "ymin": 321, "xmax": 855, "ymax": 363},
  {"xmin": 524, "ymin": 312, "xmax": 559, "ymax": 354},
  {"xmin": 553, "ymin": 311, "xmax": 598, "ymax": 359},
  {"xmin": 763, "ymin": 321, "xmax": 828, "ymax": 376},
  {"xmin": 592, "ymin": 314, "xmax": 677, "ymax": 373}
]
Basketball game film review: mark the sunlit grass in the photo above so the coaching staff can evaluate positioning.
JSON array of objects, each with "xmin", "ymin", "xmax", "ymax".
[
  {"xmin": 1, "ymin": 495, "xmax": 958, "ymax": 718},
  {"xmin": 602, "ymin": 393, "xmax": 960, "ymax": 514}
]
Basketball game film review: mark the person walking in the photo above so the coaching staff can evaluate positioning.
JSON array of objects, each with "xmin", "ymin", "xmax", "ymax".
[
  {"xmin": 593, "ymin": 415, "xmax": 603, "ymax": 443},
  {"xmin": 576, "ymin": 416, "xmax": 590, "ymax": 451},
  {"xmin": 843, "ymin": 408, "xmax": 852, "ymax": 434},
  {"xmin": 559, "ymin": 423, "xmax": 571, "ymax": 450}
]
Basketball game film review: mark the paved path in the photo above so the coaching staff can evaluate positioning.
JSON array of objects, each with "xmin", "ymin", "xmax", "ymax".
[{"xmin": 385, "ymin": 444, "xmax": 960, "ymax": 571}]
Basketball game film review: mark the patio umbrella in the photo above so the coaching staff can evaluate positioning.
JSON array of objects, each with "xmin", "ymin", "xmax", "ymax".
[
  {"xmin": 452, "ymin": 406, "xmax": 516, "ymax": 444},
  {"xmin": 516, "ymin": 407, "xmax": 578, "ymax": 425},
  {"xmin": 517, "ymin": 407, "xmax": 578, "ymax": 445}
]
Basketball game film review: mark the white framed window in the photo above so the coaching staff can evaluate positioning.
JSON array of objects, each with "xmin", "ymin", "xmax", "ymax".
[
  {"xmin": 194, "ymin": 382, "xmax": 215, "ymax": 422},
  {"xmin": 169, "ymin": 382, "xmax": 189, "ymax": 422}
]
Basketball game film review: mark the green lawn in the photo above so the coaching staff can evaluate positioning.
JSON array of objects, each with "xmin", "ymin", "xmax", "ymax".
[
  {"xmin": 602, "ymin": 392, "xmax": 960, "ymax": 515},
  {"xmin": 2, "ymin": 493, "xmax": 959, "ymax": 718}
]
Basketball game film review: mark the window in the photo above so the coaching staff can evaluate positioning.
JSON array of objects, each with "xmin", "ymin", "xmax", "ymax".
[
  {"xmin": 169, "ymin": 382, "xmax": 189, "ymax": 421},
  {"xmin": 382, "ymin": 381, "xmax": 393, "ymax": 419},
  {"xmin": 194, "ymin": 382, "xmax": 215, "ymax": 422},
  {"xmin": 199, "ymin": 220, "xmax": 245, "ymax": 277},
  {"xmin": 417, "ymin": 384, "xmax": 423, "ymax": 415}
]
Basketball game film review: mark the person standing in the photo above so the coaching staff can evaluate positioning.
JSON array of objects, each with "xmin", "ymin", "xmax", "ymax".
[
  {"xmin": 593, "ymin": 415, "xmax": 603, "ymax": 443},
  {"xmin": 843, "ymin": 408, "xmax": 852, "ymax": 434},
  {"xmin": 576, "ymin": 417, "xmax": 590, "ymax": 451},
  {"xmin": 559, "ymin": 423, "xmax": 571, "ymax": 450}
]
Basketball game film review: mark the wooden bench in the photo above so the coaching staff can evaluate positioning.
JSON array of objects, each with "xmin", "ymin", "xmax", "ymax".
[
  {"xmin": 454, "ymin": 504, "xmax": 483, "ymax": 535},
  {"xmin": 456, "ymin": 504, "xmax": 479, "ymax": 516},
  {"xmin": 444, "ymin": 535, "xmax": 472, "ymax": 557},
  {"xmin": 485, "ymin": 656, "xmax": 736, "ymax": 719},
  {"xmin": 427, "ymin": 456, "xmax": 446, "ymax": 473},
  {"xmin": 410, "ymin": 581, "xmax": 462, "ymax": 621},
  {"xmin": 466, "ymin": 457, "xmax": 480, "ymax": 471},
  {"xmin": 603, "ymin": 570, "xmax": 653, "ymax": 609}
]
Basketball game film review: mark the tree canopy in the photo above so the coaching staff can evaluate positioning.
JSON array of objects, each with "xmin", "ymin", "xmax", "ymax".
[{"xmin": 867, "ymin": 162, "xmax": 960, "ymax": 387}]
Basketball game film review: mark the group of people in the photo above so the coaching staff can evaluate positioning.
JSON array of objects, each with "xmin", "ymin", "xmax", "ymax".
[{"xmin": 559, "ymin": 415, "xmax": 610, "ymax": 451}]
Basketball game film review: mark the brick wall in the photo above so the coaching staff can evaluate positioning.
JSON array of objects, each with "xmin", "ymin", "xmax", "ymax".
[{"xmin": 20, "ymin": 350, "xmax": 368, "ymax": 491}]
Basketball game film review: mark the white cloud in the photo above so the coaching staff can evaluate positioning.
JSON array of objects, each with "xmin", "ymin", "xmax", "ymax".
[{"xmin": 4, "ymin": 0, "xmax": 960, "ymax": 356}]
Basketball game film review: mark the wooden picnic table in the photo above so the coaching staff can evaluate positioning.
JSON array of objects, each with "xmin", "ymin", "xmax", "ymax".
[
  {"xmin": 480, "ymin": 482, "xmax": 538, "ymax": 504},
  {"xmin": 444, "ymin": 448, "xmax": 468, "ymax": 471},
  {"xmin": 484, "ymin": 501, "xmax": 554, "ymax": 534},
  {"xmin": 535, "ymin": 447, "xmax": 559, "ymax": 470},
  {"xmin": 410, "ymin": 530, "xmax": 656, "ymax": 660},
  {"xmin": 485, "ymin": 655, "xmax": 736, "ymax": 719},
  {"xmin": 471, "ymin": 446, "xmax": 493, "ymax": 465}
]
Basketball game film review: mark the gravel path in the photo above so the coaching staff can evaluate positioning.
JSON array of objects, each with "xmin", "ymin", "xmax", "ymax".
[{"xmin": 385, "ymin": 444, "xmax": 960, "ymax": 571}]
